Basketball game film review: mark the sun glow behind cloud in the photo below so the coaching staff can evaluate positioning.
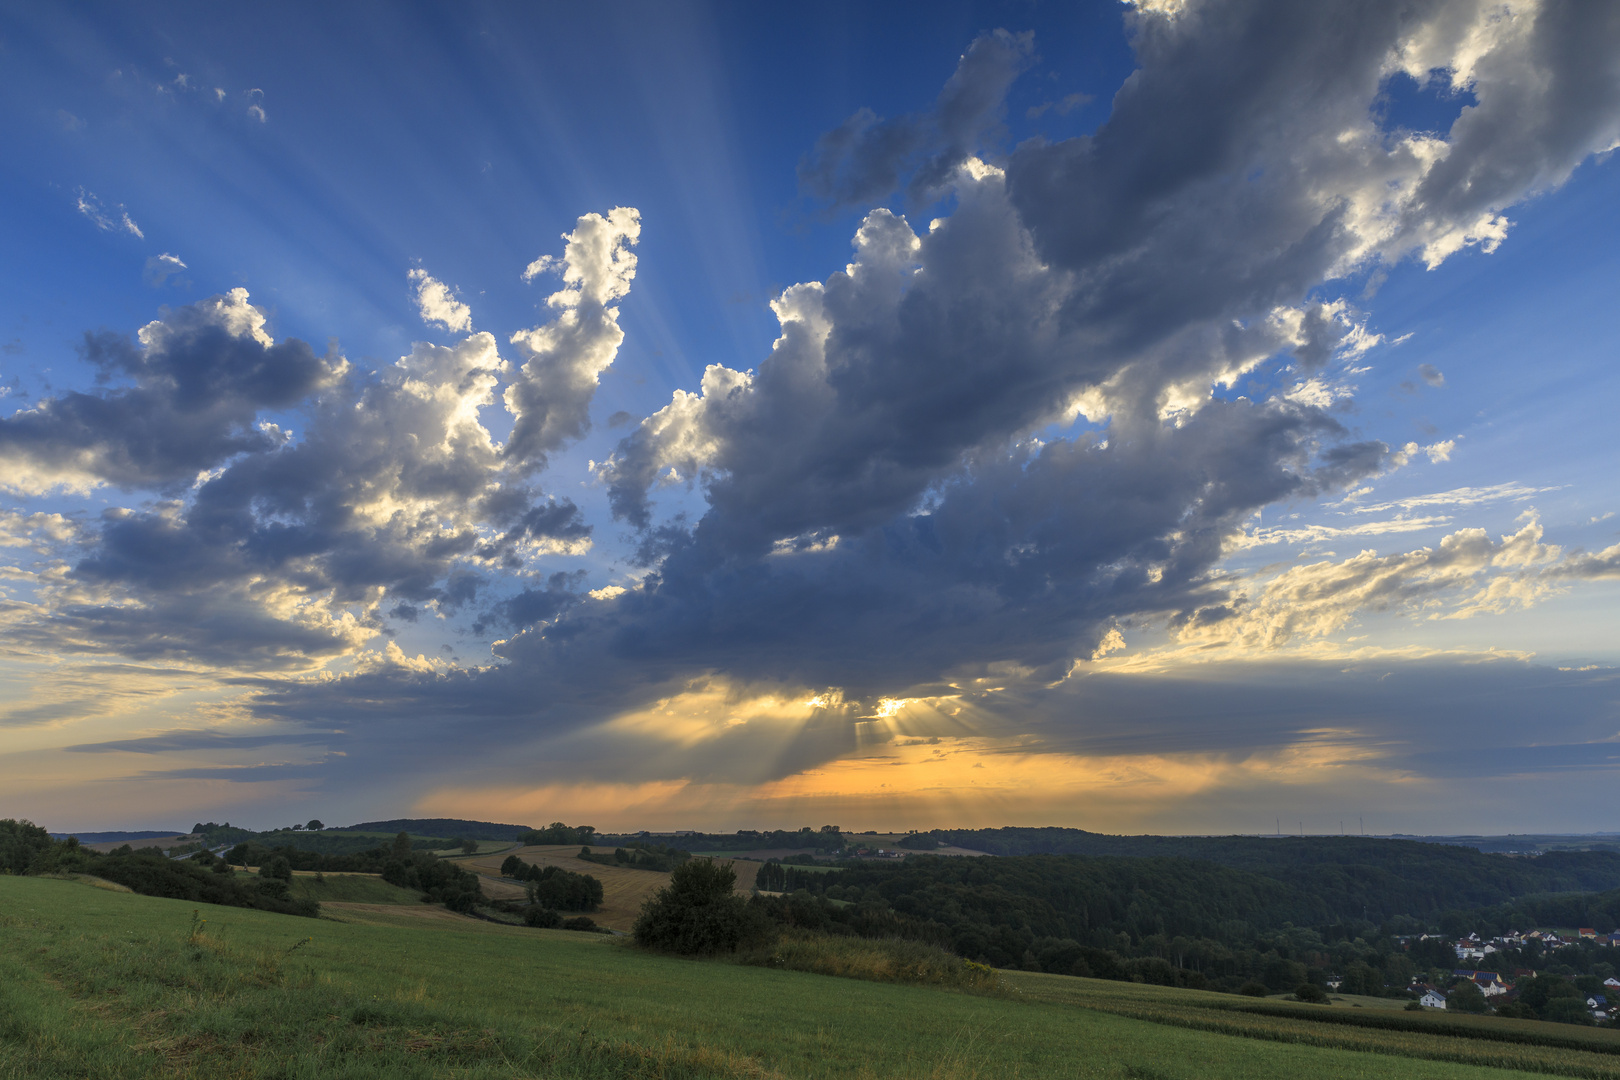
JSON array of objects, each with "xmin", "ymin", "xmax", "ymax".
[{"xmin": 2, "ymin": 0, "xmax": 1620, "ymax": 832}]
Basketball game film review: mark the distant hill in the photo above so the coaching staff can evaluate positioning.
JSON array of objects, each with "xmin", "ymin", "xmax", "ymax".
[
  {"xmin": 921, "ymin": 827, "xmax": 1620, "ymax": 913},
  {"xmin": 50, "ymin": 830, "xmax": 188, "ymax": 843},
  {"xmin": 344, "ymin": 818, "xmax": 534, "ymax": 841}
]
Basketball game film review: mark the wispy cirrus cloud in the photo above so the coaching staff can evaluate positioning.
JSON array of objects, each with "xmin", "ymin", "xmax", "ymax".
[{"xmin": 74, "ymin": 188, "xmax": 143, "ymax": 238}]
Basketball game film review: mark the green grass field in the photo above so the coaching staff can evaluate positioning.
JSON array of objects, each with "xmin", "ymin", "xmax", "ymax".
[
  {"xmin": 286, "ymin": 872, "xmax": 424, "ymax": 905},
  {"xmin": 0, "ymin": 874, "xmax": 1606, "ymax": 1080}
]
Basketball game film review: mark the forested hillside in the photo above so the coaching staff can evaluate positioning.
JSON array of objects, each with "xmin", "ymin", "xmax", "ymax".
[
  {"xmin": 752, "ymin": 849, "xmax": 1620, "ymax": 991},
  {"xmin": 924, "ymin": 830, "xmax": 1620, "ymax": 915}
]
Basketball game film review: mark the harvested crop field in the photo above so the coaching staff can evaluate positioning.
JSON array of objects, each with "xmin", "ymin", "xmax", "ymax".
[{"xmin": 455, "ymin": 845, "xmax": 762, "ymax": 930}]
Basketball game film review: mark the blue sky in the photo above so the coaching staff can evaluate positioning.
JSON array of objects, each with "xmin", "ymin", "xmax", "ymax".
[{"xmin": 2, "ymin": 0, "xmax": 1618, "ymax": 835}]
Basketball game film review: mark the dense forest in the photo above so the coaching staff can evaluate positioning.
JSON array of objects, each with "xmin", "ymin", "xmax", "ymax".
[
  {"xmin": 749, "ymin": 850, "xmax": 1620, "ymax": 994},
  {"xmin": 919, "ymin": 830, "xmax": 1620, "ymax": 919}
]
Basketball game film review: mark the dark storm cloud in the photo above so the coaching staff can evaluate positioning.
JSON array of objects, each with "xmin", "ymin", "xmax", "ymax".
[
  {"xmin": 7, "ymin": 302, "xmax": 598, "ymax": 670},
  {"xmin": 577, "ymin": 0, "xmax": 1620, "ymax": 719},
  {"xmin": 8, "ymin": 1, "xmax": 1620, "ymax": 801},
  {"xmin": 0, "ymin": 290, "xmax": 339, "ymax": 493},
  {"xmin": 799, "ymin": 29, "xmax": 1034, "ymax": 207},
  {"xmin": 133, "ymin": 755, "xmax": 344, "ymax": 782},
  {"xmin": 65, "ymin": 728, "xmax": 340, "ymax": 754},
  {"xmin": 174, "ymin": 0, "xmax": 1620, "ymax": 775}
]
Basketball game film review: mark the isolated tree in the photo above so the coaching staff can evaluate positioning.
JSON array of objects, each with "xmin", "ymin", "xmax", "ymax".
[
  {"xmin": 1448, "ymin": 981, "xmax": 1487, "ymax": 1014},
  {"xmin": 633, "ymin": 858, "xmax": 775, "ymax": 955},
  {"xmin": 460, "ymin": 838, "xmax": 479, "ymax": 854},
  {"xmin": 1294, "ymin": 983, "xmax": 1329, "ymax": 1004},
  {"xmin": 0, "ymin": 819, "xmax": 54, "ymax": 874},
  {"xmin": 262, "ymin": 855, "xmax": 293, "ymax": 882},
  {"xmin": 1542, "ymin": 997, "xmax": 1596, "ymax": 1026},
  {"xmin": 306, "ymin": 819, "xmax": 324, "ymax": 832},
  {"xmin": 391, "ymin": 831, "xmax": 412, "ymax": 859}
]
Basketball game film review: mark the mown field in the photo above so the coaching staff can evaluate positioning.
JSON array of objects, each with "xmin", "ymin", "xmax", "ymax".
[
  {"xmin": 286, "ymin": 872, "xmax": 424, "ymax": 905},
  {"xmin": 0, "ymin": 874, "xmax": 1607, "ymax": 1080},
  {"xmin": 455, "ymin": 845, "xmax": 762, "ymax": 931},
  {"xmin": 1008, "ymin": 971, "xmax": 1620, "ymax": 1078}
]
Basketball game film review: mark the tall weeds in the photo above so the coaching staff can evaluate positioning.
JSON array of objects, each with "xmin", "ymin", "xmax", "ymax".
[{"xmin": 738, "ymin": 932, "xmax": 1003, "ymax": 993}]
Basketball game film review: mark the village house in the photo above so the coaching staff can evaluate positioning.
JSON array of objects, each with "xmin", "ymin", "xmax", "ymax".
[
  {"xmin": 1453, "ymin": 970, "xmax": 1510, "ymax": 997},
  {"xmin": 1420, "ymin": 988, "xmax": 1447, "ymax": 1009}
]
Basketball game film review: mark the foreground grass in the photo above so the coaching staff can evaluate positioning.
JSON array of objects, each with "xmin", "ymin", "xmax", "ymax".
[
  {"xmin": 1008, "ymin": 971, "xmax": 1620, "ymax": 1078},
  {"xmin": 0, "ymin": 875, "xmax": 1576, "ymax": 1080}
]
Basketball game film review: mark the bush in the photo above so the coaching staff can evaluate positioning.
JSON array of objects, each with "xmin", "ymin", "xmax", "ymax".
[
  {"xmin": 1542, "ymin": 997, "xmax": 1596, "ymax": 1026},
  {"xmin": 1448, "ymin": 980, "xmax": 1487, "ymax": 1014},
  {"xmin": 743, "ymin": 931, "xmax": 1002, "ymax": 992},
  {"xmin": 634, "ymin": 859, "xmax": 776, "ymax": 955},
  {"xmin": 561, "ymin": 916, "xmax": 598, "ymax": 932},
  {"xmin": 1404, "ymin": 1000, "xmax": 1424, "ymax": 1011},
  {"xmin": 256, "ymin": 877, "xmax": 291, "ymax": 901},
  {"xmin": 1294, "ymin": 983, "xmax": 1329, "ymax": 1004},
  {"xmin": 524, "ymin": 906, "xmax": 562, "ymax": 929},
  {"xmin": 1238, "ymin": 981, "xmax": 1270, "ymax": 997}
]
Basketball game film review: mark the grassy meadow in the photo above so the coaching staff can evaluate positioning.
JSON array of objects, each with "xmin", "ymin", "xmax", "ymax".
[
  {"xmin": 3, "ymin": 875, "xmax": 1614, "ymax": 1080},
  {"xmin": 286, "ymin": 872, "xmax": 424, "ymax": 905}
]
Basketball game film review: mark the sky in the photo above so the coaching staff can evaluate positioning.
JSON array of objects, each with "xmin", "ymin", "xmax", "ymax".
[{"xmin": 1, "ymin": 0, "xmax": 1618, "ymax": 837}]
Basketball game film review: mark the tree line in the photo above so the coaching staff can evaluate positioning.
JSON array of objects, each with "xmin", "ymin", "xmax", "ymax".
[
  {"xmin": 601, "ymin": 826, "xmax": 846, "ymax": 854},
  {"xmin": 920, "ymin": 830, "xmax": 1620, "ymax": 918},
  {"xmin": 737, "ymin": 852, "xmax": 1620, "ymax": 1000},
  {"xmin": 2, "ymin": 819, "xmax": 318, "ymax": 918},
  {"xmin": 578, "ymin": 842, "xmax": 691, "ymax": 872},
  {"xmin": 499, "ymin": 855, "xmax": 603, "ymax": 911}
]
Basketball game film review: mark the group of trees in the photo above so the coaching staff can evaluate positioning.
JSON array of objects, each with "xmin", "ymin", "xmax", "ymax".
[
  {"xmin": 634, "ymin": 859, "xmax": 774, "ymax": 955},
  {"xmin": 1, "ymin": 818, "xmax": 53, "ymax": 873},
  {"xmin": 602, "ymin": 826, "xmax": 846, "ymax": 854},
  {"xmin": 499, "ymin": 855, "xmax": 603, "ymax": 911},
  {"xmin": 2, "ymin": 821, "xmax": 318, "ymax": 917},
  {"xmin": 579, "ymin": 843, "xmax": 690, "ymax": 872},
  {"xmin": 520, "ymin": 823, "xmax": 597, "ymax": 846},
  {"xmin": 753, "ymin": 861, "xmax": 826, "ymax": 893},
  {"xmin": 213, "ymin": 831, "xmax": 484, "ymax": 911}
]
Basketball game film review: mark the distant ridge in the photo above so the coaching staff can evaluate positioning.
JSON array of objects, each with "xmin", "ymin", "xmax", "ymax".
[
  {"xmin": 49, "ymin": 830, "xmax": 188, "ymax": 843},
  {"xmin": 343, "ymin": 818, "xmax": 533, "ymax": 841}
]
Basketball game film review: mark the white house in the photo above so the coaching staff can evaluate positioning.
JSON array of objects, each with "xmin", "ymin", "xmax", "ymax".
[{"xmin": 1421, "ymin": 990, "xmax": 1447, "ymax": 1009}]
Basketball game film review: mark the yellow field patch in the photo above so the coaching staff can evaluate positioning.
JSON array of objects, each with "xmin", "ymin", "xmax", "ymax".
[{"xmin": 457, "ymin": 845, "xmax": 763, "ymax": 931}]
